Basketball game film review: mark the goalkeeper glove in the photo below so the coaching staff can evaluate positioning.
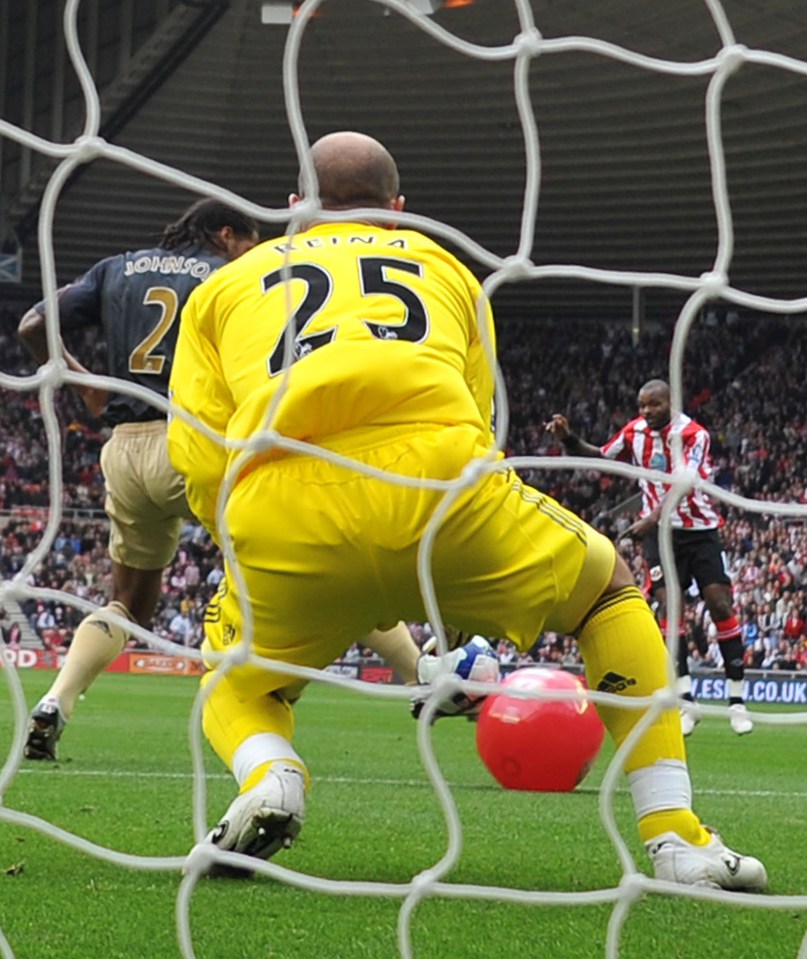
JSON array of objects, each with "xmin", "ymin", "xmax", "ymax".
[{"xmin": 410, "ymin": 635, "xmax": 501, "ymax": 721}]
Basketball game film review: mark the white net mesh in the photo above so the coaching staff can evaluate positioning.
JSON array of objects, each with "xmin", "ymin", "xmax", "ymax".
[{"xmin": 1, "ymin": 1, "xmax": 807, "ymax": 957}]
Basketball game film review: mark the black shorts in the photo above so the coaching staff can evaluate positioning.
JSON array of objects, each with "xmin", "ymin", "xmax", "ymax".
[{"xmin": 642, "ymin": 527, "xmax": 731, "ymax": 594}]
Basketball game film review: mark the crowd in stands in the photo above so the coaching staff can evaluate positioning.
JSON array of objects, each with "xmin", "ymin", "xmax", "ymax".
[{"xmin": 1, "ymin": 304, "xmax": 806, "ymax": 673}]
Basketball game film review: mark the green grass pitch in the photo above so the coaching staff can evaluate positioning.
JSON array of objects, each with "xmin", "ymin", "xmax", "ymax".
[{"xmin": 1, "ymin": 669, "xmax": 805, "ymax": 959}]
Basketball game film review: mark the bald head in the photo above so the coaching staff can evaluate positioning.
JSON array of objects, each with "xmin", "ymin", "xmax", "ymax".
[
  {"xmin": 301, "ymin": 131, "xmax": 401, "ymax": 210},
  {"xmin": 639, "ymin": 379, "xmax": 669, "ymax": 400}
]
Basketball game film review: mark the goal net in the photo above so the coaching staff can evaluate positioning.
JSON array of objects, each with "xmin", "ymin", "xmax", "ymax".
[{"xmin": 1, "ymin": 1, "xmax": 806, "ymax": 957}]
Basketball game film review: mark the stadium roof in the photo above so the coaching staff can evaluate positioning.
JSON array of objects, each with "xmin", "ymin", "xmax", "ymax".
[{"xmin": 3, "ymin": 0, "xmax": 807, "ymax": 324}]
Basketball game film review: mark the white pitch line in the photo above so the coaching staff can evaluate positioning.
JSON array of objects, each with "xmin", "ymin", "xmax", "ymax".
[{"xmin": 9, "ymin": 766, "xmax": 807, "ymax": 799}]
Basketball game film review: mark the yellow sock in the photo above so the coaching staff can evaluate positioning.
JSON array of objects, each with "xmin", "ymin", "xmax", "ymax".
[
  {"xmin": 578, "ymin": 586, "xmax": 683, "ymax": 771},
  {"xmin": 202, "ymin": 672, "xmax": 295, "ymax": 765},
  {"xmin": 49, "ymin": 601, "xmax": 131, "ymax": 717},
  {"xmin": 202, "ymin": 672, "xmax": 308, "ymax": 789},
  {"xmin": 578, "ymin": 586, "xmax": 709, "ymax": 846},
  {"xmin": 638, "ymin": 809, "xmax": 710, "ymax": 846}
]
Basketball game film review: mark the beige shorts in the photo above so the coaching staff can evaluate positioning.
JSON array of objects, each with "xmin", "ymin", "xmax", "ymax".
[{"xmin": 100, "ymin": 420, "xmax": 194, "ymax": 570}]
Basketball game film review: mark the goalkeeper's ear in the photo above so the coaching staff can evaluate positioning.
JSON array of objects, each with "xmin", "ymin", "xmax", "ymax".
[{"xmin": 378, "ymin": 194, "xmax": 405, "ymax": 230}]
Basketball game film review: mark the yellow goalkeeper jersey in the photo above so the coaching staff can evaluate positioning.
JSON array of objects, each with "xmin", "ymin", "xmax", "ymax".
[{"xmin": 167, "ymin": 220, "xmax": 496, "ymax": 535}]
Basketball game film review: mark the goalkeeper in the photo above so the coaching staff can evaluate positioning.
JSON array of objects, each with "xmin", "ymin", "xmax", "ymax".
[{"xmin": 168, "ymin": 131, "xmax": 766, "ymax": 890}]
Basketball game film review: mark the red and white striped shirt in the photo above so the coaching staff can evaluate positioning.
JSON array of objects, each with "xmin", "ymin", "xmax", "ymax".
[{"xmin": 600, "ymin": 413, "xmax": 722, "ymax": 530}]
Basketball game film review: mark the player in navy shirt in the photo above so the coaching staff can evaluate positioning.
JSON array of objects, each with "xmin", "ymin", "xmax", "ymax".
[{"xmin": 18, "ymin": 198, "xmax": 259, "ymax": 760}]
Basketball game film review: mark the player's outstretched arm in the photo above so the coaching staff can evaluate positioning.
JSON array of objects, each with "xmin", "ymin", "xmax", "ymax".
[
  {"xmin": 545, "ymin": 413, "xmax": 604, "ymax": 457},
  {"xmin": 167, "ymin": 291, "xmax": 232, "ymax": 539}
]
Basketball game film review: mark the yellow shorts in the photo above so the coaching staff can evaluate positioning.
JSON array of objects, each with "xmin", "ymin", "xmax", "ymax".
[
  {"xmin": 204, "ymin": 424, "xmax": 615, "ymax": 700},
  {"xmin": 100, "ymin": 420, "xmax": 194, "ymax": 569}
]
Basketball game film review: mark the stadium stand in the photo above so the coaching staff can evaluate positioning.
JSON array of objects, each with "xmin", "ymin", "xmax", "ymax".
[{"xmin": 2, "ymin": 304, "xmax": 805, "ymax": 673}]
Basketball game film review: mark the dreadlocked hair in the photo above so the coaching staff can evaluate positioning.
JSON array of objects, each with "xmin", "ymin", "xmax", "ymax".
[{"xmin": 160, "ymin": 198, "xmax": 258, "ymax": 252}]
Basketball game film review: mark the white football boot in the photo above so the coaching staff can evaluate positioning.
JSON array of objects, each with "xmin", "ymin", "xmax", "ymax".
[
  {"xmin": 204, "ymin": 763, "xmax": 306, "ymax": 876},
  {"xmin": 679, "ymin": 699, "xmax": 702, "ymax": 737},
  {"xmin": 647, "ymin": 829, "xmax": 767, "ymax": 891},
  {"xmin": 729, "ymin": 702, "xmax": 754, "ymax": 735}
]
